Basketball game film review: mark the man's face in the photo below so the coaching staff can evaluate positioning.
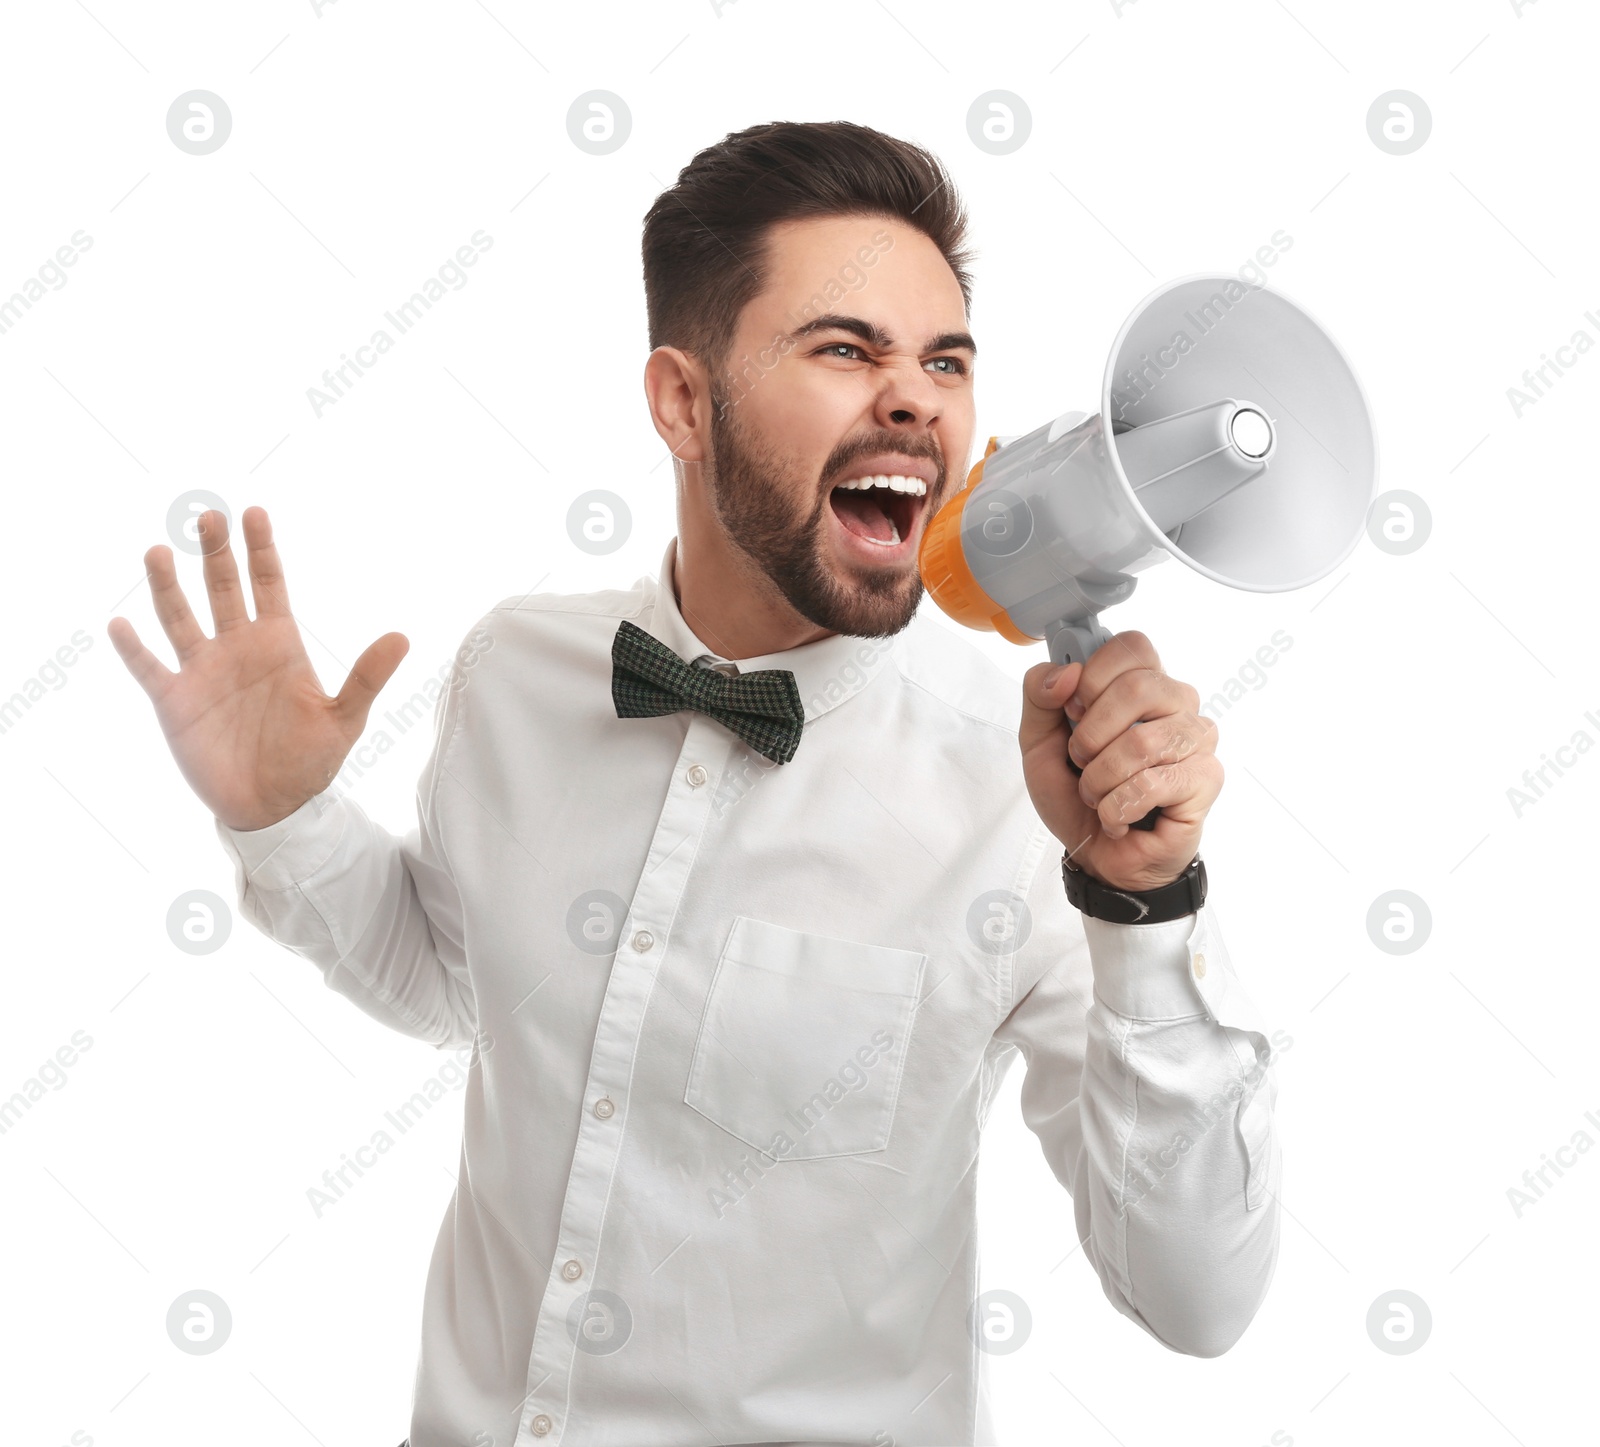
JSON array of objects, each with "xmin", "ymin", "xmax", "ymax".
[{"xmin": 701, "ymin": 214, "xmax": 975, "ymax": 639}]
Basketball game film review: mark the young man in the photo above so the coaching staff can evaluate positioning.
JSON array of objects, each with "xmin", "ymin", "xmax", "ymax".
[{"xmin": 111, "ymin": 120, "xmax": 1281, "ymax": 1447}]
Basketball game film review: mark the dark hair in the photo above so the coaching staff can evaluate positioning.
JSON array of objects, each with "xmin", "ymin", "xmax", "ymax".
[{"xmin": 642, "ymin": 120, "xmax": 974, "ymax": 381}]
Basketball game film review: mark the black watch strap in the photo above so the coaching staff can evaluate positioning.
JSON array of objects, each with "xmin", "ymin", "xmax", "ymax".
[{"xmin": 1062, "ymin": 851, "xmax": 1207, "ymax": 925}]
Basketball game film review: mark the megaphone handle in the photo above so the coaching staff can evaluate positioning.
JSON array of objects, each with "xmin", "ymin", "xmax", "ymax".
[
  {"xmin": 1063, "ymin": 719, "xmax": 1163, "ymax": 831},
  {"xmin": 1049, "ymin": 617, "xmax": 1163, "ymax": 831}
]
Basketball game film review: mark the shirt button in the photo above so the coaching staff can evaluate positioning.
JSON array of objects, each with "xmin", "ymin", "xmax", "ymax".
[
  {"xmin": 562, "ymin": 1258, "xmax": 584, "ymax": 1281},
  {"xmin": 631, "ymin": 930, "xmax": 654, "ymax": 952},
  {"xmin": 686, "ymin": 763, "xmax": 708, "ymax": 787},
  {"xmin": 1193, "ymin": 952, "xmax": 1207, "ymax": 980},
  {"xmin": 594, "ymin": 1096, "xmax": 615, "ymax": 1119},
  {"xmin": 531, "ymin": 1414, "xmax": 552, "ymax": 1436}
]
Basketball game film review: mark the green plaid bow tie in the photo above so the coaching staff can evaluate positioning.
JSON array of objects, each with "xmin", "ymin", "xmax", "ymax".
[{"xmin": 611, "ymin": 619, "xmax": 806, "ymax": 764}]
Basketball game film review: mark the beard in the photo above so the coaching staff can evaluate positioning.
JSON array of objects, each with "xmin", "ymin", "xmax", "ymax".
[{"xmin": 704, "ymin": 380, "xmax": 945, "ymax": 639}]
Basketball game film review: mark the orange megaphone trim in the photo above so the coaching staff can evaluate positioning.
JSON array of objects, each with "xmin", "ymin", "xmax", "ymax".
[{"xmin": 917, "ymin": 436, "xmax": 1039, "ymax": 646}]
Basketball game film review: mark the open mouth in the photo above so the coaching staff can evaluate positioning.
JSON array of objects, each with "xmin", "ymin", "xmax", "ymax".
[{"xmin": 827, "ymin": 474, "xmax": 930, "ymax": 552}]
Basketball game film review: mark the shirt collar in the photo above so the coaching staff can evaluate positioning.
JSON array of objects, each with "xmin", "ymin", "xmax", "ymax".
[{"xmin": 644, "ymin": 536, "xmax": 897, "ymax": 725}]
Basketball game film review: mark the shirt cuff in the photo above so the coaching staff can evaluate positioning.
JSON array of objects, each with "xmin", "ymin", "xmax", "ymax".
[
  {"xmin": 213, "ymin": 789, "xmax": 348, "ymax": 890},
  {"xmin": 1082, "ymin": 908, "xmax": 1207, "ymax": 1020}
]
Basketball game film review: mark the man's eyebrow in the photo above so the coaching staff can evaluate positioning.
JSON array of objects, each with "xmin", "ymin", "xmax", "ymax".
[
  {"xmin": 924, "ymin": 329, "xmax": 978, "ymax": 356},
  {"xmin": 788, "ymin": 313, "xmax": 977, "ymax": 358}
]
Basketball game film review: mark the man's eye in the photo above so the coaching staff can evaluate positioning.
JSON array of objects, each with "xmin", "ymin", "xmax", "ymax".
[{"xmin": 816, "ymin": 343, "xmax": 967, "ymax": 376}]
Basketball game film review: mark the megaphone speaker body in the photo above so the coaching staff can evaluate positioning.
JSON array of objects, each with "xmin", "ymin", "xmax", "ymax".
[{"xmin": 918, "ymin": 274, "xmax": 1378, "ymax": 670}]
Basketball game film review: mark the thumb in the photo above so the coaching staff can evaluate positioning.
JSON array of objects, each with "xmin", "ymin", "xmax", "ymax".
[
  {"xmin": 333, "ymin": 631, "xmax": 410, "ymax": 730},
  {"xmin": 1019, "ymin": 659, "xmax": 1082, "ymax": 756}
]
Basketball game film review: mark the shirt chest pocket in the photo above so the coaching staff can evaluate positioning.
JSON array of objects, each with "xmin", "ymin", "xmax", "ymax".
[{"xmin": 683, "ymin": 915, "xmax": 927, "ymax": 1161}]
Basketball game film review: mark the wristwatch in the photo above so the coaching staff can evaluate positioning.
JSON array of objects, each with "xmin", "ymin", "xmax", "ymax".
[{"xmin": 1062, "ymin": 849, "xmax": 1207, "ymax": 925}]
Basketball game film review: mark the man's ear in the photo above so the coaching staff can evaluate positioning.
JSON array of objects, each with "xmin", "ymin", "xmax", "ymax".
[{"xmin": 643, "ymin": 346, "xmax": 710, "ymax": 465}]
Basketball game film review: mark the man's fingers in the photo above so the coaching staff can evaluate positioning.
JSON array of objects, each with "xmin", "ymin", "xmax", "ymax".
[
  {"xmin": 1071, "ymin": 630, "xmax": 1161, "ymax": 713},
  {"xmin": 1098, "ymin": 754, "xmax": 1222, "ymax": 838},
  {"xmin": 243, "ymin": 506, "xmax": 292, "ymax": 618},
  {"xmin": 198, "ymin": 509, "xmax": 250, "ymax": 631},
  {"xmin": 145, "ymin": 543, "xmax": 207, "ymax": 659},
  {"xmin": 333, "ymin": 631, "xmax": 411, "ymax": 729},
  {"xmin": 107, "ymin": 617, "xmax": 176, "ymax": 698},
  {"xmin": 1078, "ymin": 713, "xmax": 1216, "ymax": 808},
  {"xmin": 1066, "ymin": 667, "xmax": 1190, "ymax": 766}
]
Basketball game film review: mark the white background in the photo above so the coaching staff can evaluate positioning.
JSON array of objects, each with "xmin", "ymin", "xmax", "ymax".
[{"xmin": 3, "ymin": 1, "xmax": 1596, "ymax": 1444}]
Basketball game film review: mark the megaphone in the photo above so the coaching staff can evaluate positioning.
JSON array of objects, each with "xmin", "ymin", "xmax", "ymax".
[{"xmin": 919, "ymin": 273, "xmax": 1376, "ymax": 827}]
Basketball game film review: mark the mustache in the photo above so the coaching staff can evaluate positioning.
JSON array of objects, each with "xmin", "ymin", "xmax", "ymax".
[{"xmin": 820, "ymin": 438, "xmax": 947, "ymax": 488}]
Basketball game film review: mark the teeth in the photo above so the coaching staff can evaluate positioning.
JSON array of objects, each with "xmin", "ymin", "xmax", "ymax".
[{"xmin": 837, "ymin": 473, "xmax": 927, "ymax": 496}]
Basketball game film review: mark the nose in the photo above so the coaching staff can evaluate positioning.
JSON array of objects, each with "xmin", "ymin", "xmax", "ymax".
[{"xmin": 870, "ymin": 354, "xmax": 944, "ymax": 432}]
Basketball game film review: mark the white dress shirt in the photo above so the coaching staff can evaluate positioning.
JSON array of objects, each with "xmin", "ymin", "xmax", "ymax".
[{"xmin": 216, "ymin": 535, "xmax": 1282, "ymax": 1447}]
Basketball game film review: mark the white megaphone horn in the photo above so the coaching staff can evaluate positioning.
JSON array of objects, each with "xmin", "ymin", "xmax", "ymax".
[{"xmin": 918, "ymin": 273, "xmax": 1377, "ymax": 828}]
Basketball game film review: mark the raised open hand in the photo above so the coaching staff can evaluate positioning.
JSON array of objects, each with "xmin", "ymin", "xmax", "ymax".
[{"xmin": 108, "ymin": 506, "xmax": 409, "ymax": 831}]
